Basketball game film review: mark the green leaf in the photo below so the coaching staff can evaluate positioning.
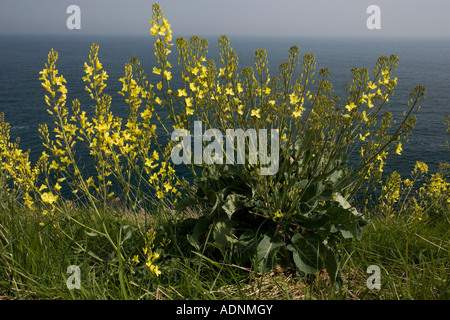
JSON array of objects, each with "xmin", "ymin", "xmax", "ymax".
[
  {"xmin": 325, "ymin": 206, "xmax": 361, "ymax": 239},
  {"xmin": 235, "ymin": 229, "xmax": 258, "ymax": 265},
  {"xmin": 213, "ymin": 220, "xmax": 237, "ymax": 248},
  {"xmin": 287, "ymin": 233, "xmax": 324, "ymax": 274},
  {"xmin": 120, "ymin": 225, "xmax": 132, "ymax": 245},
  {"xmin": 86, "ymin": 231, "xmax": 99, "ymax": 237},
  {"xmin": 186, "ymin": 217, "xmax": 211, "ymax": 250},
  {"xmin": 300, "ymin": 182, "xmax": 324, "ymax": 203},
  {"xmin": 327, "ymin": 193, "xmax": 368, "ymax": 240},
  {"xmin": 173, "ymin": 197, "xmax": 202, "ymax": 214},
  {"xmin": 256, "ymin": 235, "xmax": 284, "ymax": 273},
  {"xmin": 332, "ymin": 192, "xmax": 360, "ymax": 215},
  {"xmin": 222, "ymin": 194, "xmax": 246, "ymax": 219},
  {"xmin": 321, "ymin": 246, "xmax": 342, "ymax": 289}
]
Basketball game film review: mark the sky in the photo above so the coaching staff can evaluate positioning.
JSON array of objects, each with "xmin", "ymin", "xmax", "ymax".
[{"xmin": 0, "ymin": 0, "xmax": 449, "ymax": 38}]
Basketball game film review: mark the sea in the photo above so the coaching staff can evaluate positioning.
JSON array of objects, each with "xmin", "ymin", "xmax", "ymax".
[{"xmin": 0, "ymin": 34, "xmax": 449, "ymax": 182}]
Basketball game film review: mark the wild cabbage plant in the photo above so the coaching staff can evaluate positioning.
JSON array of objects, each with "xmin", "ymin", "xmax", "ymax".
[{"xmin": 142, "ymin": 5, "xmax": 426, "ymax": 285}]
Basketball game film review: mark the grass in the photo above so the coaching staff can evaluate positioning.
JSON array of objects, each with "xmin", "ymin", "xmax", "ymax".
[
  {"xmin": 342, "ymin": 214, "xmax": 449, "ymax": 300},
  {"xmin": 0, "ymin": 196, "xmax": 448, "ymax": 301}
]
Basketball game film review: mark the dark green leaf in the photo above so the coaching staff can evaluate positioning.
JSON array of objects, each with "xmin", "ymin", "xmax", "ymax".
[
  {"xmin": 213, "ymin": 220, "xmax": 237, "ymax": 248},
  {"xmin": 235, "ymin": 230, "xmax": 258, "ymax": 265},
  {"xmin": 186, "ymin": 217, "xmax": 211, "ymax": 250},
  {"xmin": 287, "ymin": 233, "xmax": 324, "ymax": 274},
  {"xmin": 222, "ymin": 194, "xmax": 247, "ymax": 219},
  {"xmin": 256, "ymin": 235, "xmax": 284, "ymax": 273}
]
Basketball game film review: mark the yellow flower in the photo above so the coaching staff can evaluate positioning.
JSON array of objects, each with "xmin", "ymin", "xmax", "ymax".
[
  {"xmin": 274, "ymin": 210, "xmax": 282, "ymax": 220},
  {"xmin": 86, "ymin": 176, "xmax": 95, "ymax": 187},
  {"xmin": 362, "ymin": 110, "xmax": 369, "ymax": 122},
  {"xmin": 225, "ymin": 88, "xmax": 234, "ymax": 96},
  {"xmin": 95, "ymin": 61, "xmax": 103, "ymax": 72},
  {"xmin": 359, "ymin": 132, "xmax": 370, "ymax": 141},
  {"xmin": 152, "ymin": 150, "xmax": 160, "ymax": 161},
  {"xmin": 414, "ymin": 161, "xmax": 428, "ymax": 174},
  {"xmin": 190, "ymin": 66, "xmax": 199, "ymax": 75},
  {"xmin": 132, "ymin": 255, "xmax": 140, "ymax": 263},
  {"xmin": 345, "ymin": 102, "xmax": 357, "ymax": 112},
  {"xmin": 394, "ymin": 142, "xmax": 402, "ymax": 155},
  {"xmin": 41, "ymin": 192, "xmax": 58, "ymax": 205},
  {"xmin": 289, "ymin": 93, "xmax": 301, "ymax": 105},
  {"xmin": 359, "ymin": 94, "xmax": 367, "ymax": 104},
  {"xmin": 141, "ymin": 108, "xmax": 152, "ymax": 119},
  {"xmin": 185, "ymin": 97, "xmax": 193, "ymax": 107},
  {"xmin": 164, "ymin": 182, "xmax": 173, "ymax": 192},
  {"xmin": 156, "ymin": 190, "xmax": 164, "ymax": 199},
  {"xmin": 251, "ymin": 109, "xmax": 261, "ymax": 118},
  {"xmin": 150, "ymin": 25, "xmax": 158, "ymax": 36},
  {"xmin": 185, "ymin": 107, "xmax": 194, "ymax": 115},
  {"xmin": 163, "ymin": 70, "xmax": 172, "ymax": 80},
  {"xmin": 177, "ymin": 89, "xmax": 187, "ymax": 97},
  {"xmin": 404, "ymin": 179, "xmax": 413, "ymax": 187},
  {"xmin": 149, "ymin": 264, "xmax": 161, "ymax": 276},
  {"xmin": 381, "ymin": 70, "xmax": 390, "ymax": 84},
  {"xmin": 152, "ymin": 67, "xmax": 161, "ymax": 75},
  {"xmin": 292, "ymin": 107, "xmax": 304, "ymax": 118},
  {"xmin": 84, "ymin": 62, "xmax": 94, "ymax": 76},
  {"xmin": 367, "ymin": 81, "xmax": 377, "ymax": 90}
]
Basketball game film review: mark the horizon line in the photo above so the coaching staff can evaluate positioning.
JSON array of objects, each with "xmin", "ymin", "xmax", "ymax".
[{"xmin": 1, "ymin": 31, "xmax": 449, "ymax": 41}]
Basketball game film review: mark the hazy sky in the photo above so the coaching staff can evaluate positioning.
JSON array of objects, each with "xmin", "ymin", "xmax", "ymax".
[{"xmin": 0, "ymin": 0, "xmax": 449, "ymax": 38}]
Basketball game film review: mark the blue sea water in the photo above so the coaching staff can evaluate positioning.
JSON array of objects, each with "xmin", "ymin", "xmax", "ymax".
[{"xmin": 0, "ymin": 34, "xmax": 449, "ymax": 180}]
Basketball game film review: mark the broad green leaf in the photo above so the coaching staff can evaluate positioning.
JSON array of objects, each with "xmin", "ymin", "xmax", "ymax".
[
  {"xmin": 222, "ymin": 194, "xmax": 246, "ymax": 219},
  {"xmin": 187, "ymin": 217, "xmax": 211, "ymax": 250},
  {"xmin": 213, "ymin": 220, "xmax": 237, "ymax": 248},
  {"xmin": 174, "ymin": 197, "xmax": 202, "ymax": 214},
  {"xmin": 325, "ymin": 206, "xmax": 361, "ymax": 239},
  {"xmin": 256, "ymin": 235, "xmax": 284, "ymax": 273},
  {"xmin": 235, "ymin": 229, "xmax": 258, "ymax": 265},
  {"xmin": 287, "ymin": 233, "xmax": 325, "ymax": 274},
  {"xmin": 332, "ymin": 192, "xmax": 360, "ymax": 216},
  {"xmin": 300, "ymin": 182, "xmax": 324, "ymax": 203}
]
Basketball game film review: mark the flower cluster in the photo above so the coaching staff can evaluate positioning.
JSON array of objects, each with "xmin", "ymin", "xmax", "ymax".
[
  {"xmin": 0, "ymin": 113, "xmax": 49, "ymax": 211},
  {"xmin": 143, "ymin": 229, "xmax": 161, "ymax": 276},
  {"xmin": 377, "ymin": 161, "xmax": 449, "ymax": 222}
]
